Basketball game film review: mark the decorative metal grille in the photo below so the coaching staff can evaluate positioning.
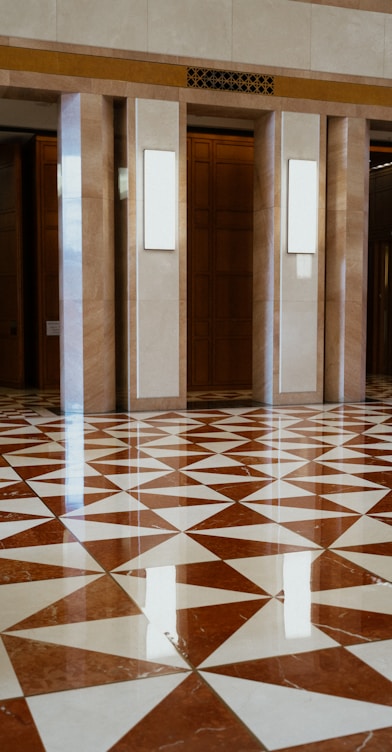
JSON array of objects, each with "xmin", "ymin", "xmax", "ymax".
[{"xmin": 187, "ymin": 67, "xmax": 274, "ymax": 95}]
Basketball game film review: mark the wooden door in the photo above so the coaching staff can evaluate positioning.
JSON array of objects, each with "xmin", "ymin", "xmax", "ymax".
[
  {"xmin": 187, "ymin": 131, "xmax": 254, "ymax": 390},
  {"xmin": 33, "ymin": 136, "xmax": 60, "ymax": 388},
  {"xmin": 367, "ymin": 240, "xmax": 392, "ymax": 375},
  {"xmin": 0, "ymin": 142, "xmax": 25, "ymax": 386},
  {"xmin": 367, "ymin": 165, "xmax": 392, "ymax": 376}
]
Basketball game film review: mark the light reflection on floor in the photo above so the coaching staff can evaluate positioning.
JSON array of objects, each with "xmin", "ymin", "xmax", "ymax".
[{"xmin": 0, "ymin": 379, "xmax": 392, "ymax": 750}]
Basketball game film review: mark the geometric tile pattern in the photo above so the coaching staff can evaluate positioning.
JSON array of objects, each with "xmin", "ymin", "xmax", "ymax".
[
  {"xmin": 366, "ymin": 373, "xmax": 392, "ymax": 403},
  {"xmin": 188, "ymin": 388, "xmax": 253, "ymax": 403},
  {"xmin": 1, "ymin": 389, "xmax": 392, "ymax": 750}
]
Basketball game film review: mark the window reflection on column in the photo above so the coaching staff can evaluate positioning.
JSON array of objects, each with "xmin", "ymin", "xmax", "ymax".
[
  {"xmin": 64, "ymin": 413, "xmax": 85, "ymax": 514},
  {"xmin": 283, "ymin": 551, "xmax": 312, "ymax": 639},
  {"xmin": 145, "ymin": 566, "xmax": 178, "ymax": 661}
]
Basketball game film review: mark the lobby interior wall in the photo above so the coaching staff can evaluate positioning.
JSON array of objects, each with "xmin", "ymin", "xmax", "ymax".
[
  {"xmin": 1, "ymin": 1, "xmax": 392, "ymax": 83},
  {"xmin": 0, "ymin": 0, "xmax": 390, "ymax": 409}
]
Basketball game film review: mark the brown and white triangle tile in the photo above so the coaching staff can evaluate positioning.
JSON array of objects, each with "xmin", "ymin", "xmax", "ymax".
[
  {"xmin": 0, "ymin": 697, "xmax": 45, "ymax": 752},
  {"xmin": 7, "ymin": 614, "xmax": 189, "ymax": 668},
  {"xmin": 3, "ymin": 634, "xmax": 187, "ymax": 697},
  {"xmin": 112, "ymin": 531, "xmax": 219, "ymax": 571},
  {"xmin": 0, "ymin": 575, "xmax": 102, "ymax": 631},
  {"xmin": 200, "ymin": 598, "xmax": 337, "ymax": 668},
  {"xmin": 27, "ymin": 673, "xmax": 189, "ymax": 752},
  {"xmin": 206, "ymin": 646, "xmax": 392, "ymax": 705},
  {"xmin": 200, "ymin": 669, "xmax": 392, "ymax": 750},
  {"xmin": 110, "ymin": 672, "xmax": 264, "ymax": 752}
]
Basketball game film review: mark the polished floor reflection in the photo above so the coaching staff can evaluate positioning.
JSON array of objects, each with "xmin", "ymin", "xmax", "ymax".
[{"xmin": 1, "ymin": 387, "xmax": 392, "ymax": 751}]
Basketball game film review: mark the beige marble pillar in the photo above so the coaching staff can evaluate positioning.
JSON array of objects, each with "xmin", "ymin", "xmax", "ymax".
[
  {"xmin": 135, "ymin": 99, "xmax": 186, "ymax": 409},
  {"xmin": 325, "ymin": 117, "xmax": 369, "ymax": 403},
  {"xmin": 58, "ymin": 93, "xmax": 115, "ymax": 413},
  {"xmin": 114, "ymin": 98, "xmax": 186, "ymax": 411},
  {"xmin": 253, "ymin": 112, "xmax": 325, "ymax": 405},
  {"xmin": 253, "ymin": 112, "xmax": 278, "ymax": 404},
  {"xmin": 113, "ymin": 98, "xmax": 136, "ymax": 410}
]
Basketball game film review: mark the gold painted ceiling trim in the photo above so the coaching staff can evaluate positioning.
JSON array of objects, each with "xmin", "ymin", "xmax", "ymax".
[
  {"xmin": 289, "ymin": 0, "xmax": 392, "ymax": 13},
  {"xmin": 0, "ymin": 45, "xmax": 186, "ymax": 88},
  {"xmin": 275, "ymin": 76, "xmax": 392, "ymax": 107},
  {"xmin": 1, "ymin": 44, "xmax": 392, "ymax": 110}
]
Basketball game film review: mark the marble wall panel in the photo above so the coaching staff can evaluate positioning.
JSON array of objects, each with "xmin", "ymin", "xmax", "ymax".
[
  {"xmin": 57, "ymin": 0, "xmax": 148, "ymax": 52},
  {"xmin": 0, "ymin": 0, "xmax": 56, "ymax": 40},
  {"xmin": 135, "ymin": 98, "xmax": 181, "ymax": 401},
  {"xmin": 311, "ymin": 5, "xmax": 385, "ymax": 77},
  {"xmin": 58, "ymin": 93, "xmax": 115, "ymax": 413},
  {"xmin": 280, "ymin": 302, "xmax": 318, "ymax": 393},
  {"xmin": 113, "ymin": 99, "xmax": 134, "ymax": 409},
  {"xmin": 137, "ymin": 300, "xmax": 179, "ymax": 398},
  {"xmin": 343, "ymin": 300, "xmax": 367, "ymax": 401},
  {"xmin": 253, "ymin": 112, "xmax": 277, "ymax": 404},
  {"xmin": 83, "ymin": 300, "xmax": 115, "ymax": 412},
  {"xmin": 384, "ymin": 16, "xmax": 392, "ymax": 78},
  {"xmin": 253, "ymin": 300, "xmax": 274, "ymax": 404},
  {"xmin": 0, "ymin": 0, "xmax": 391, "ymax": 85},
  {"xmin": 279, "ymin": 112, "xmax": 321, "ymax": 396},
  {"xmin": 325, "ymin": 116, "xmax": 368, "ymax": 403},
  {"xmin": 254, "ymin": 114, "xmax": 276, "ymax": 213},
  {"xmin": 233, "ymin": 0, "xmax": 311, "ymax": 70},
  {"xmin": 59, "ymin": 299, "xmax": 84, "ymax": 412},
  {"xmin": 253, "ymin": 208, "xmax": 275, "ymax": 301},
  {"xmin": 148, "ymin": 0, "xmax": 232, "ymax": 61}
]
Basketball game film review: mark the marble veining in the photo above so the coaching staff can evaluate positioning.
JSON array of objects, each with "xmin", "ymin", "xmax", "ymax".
[{"xmin": 0, "ymin": 383, "xmax": 392, "ymax": 750}]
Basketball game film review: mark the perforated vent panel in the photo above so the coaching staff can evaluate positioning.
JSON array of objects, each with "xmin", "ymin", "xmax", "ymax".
[{"xmin": 187, "ymin": 67, "xmax": 274, "ymax": 95}]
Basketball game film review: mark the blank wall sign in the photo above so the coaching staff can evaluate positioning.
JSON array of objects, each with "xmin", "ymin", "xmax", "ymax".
[
  {"xmin": 144, "ymin": 149, "xmax": 176, "ymax": 250},
  {"xmin": 288, "ymin": 159, "xmax": 318, "ymax": 254}
]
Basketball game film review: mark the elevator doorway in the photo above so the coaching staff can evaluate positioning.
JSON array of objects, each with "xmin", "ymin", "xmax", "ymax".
[
  {"xmin": 0, "ymin": 142, "xmax": 24, "ymax": 386},
  {"xmin": 0, "ymin": 134, "xmax": 59, "ymax": 389},
  {"xmin": 187, "ymin": 130, "xmax": 254, "ymax": 392},
  {"xmin": 367, "ymin": 142, "xmax": 392, "ymax": 379}
]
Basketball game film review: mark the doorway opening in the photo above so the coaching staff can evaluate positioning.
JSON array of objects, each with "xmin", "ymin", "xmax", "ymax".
[
  {"xmin": 0, "ymin": 115, "xmax": 60, "ymax": 399},
  {"xmin": 186, "ymin": 128, "xmax": 255, "ymax": 406},
  {"xmin": 0, "ymin": 132, "xmax": 59, "ymax": 391},
  {"xmin": 366, "ymin": 129, "xmax": 392, "ymax": 401}
]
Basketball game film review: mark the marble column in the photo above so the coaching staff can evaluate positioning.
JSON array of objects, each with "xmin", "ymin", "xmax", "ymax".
[
  {"xmin": 253, "ymin": 112, "xmax": 277, "ymax": 404},
  {"xmin": 58, "ymin": 93, "xmax": 115, "ymax": 413},
  {"xmin": 114, "ymin": 98, "xmax": 186, "ymax": 411},
  {"xmin": 253, "ymin": 111, "xmax": 325, "ymax": 405},
  {"xmin": 113, "ymin": 98, "xmax": 136, "ymax": 410},
  {"xmin": 325, "ymin": 117, "xmax": 369, "ymax": 402}
]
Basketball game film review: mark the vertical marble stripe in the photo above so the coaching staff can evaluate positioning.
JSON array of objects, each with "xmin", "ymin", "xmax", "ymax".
[
  {"xmin": 279, "ymin": 112, "xmax": 321, "ymax": 397},
  {"xmin": 135, "ymin": 99, "xmax": 181, "ymax": 401},
  {"xmin": 325, "ymin": 117, "xmax": 369, "ymax": 402},
  {"xmin": 253, "ymin": 111, "xmax": 277, "ymax": 405},
  {"xmin": 58, "ymin": 93, "xmax": 116, "ymax": 413},
  {"xmin": 113, "ymin": 98, "xmax": 137, "ymax": 411}
]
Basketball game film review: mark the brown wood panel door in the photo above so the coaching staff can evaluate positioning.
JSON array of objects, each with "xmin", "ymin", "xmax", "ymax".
[
  {"xmin": 0, "ymin": 142, "xmax": 25, "ymax": 386},
  {"xmin": 33, "ymin": 136, "xmax": 60, "ymax": 388},
  {"xmin": 187, "ymin": 131, "xmax": 253, "ymax": 390},
  {"xmin": 367, "ymin": 239, "xmax": 392, "ymax": 375}
]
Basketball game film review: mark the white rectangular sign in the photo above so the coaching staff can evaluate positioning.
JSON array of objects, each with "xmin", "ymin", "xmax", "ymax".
[
  {"xmin": 144, "ymin": 149, "xmax": 176, "ymax": 250},
  {"xmin": 288, "ymin": 159, "xmax": 318, "ymax": 254}
]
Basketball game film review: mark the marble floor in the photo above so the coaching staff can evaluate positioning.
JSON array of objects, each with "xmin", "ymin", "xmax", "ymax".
[{"xmin": 1, "ymin": 385, "xmax": 392, "ymax": 750}]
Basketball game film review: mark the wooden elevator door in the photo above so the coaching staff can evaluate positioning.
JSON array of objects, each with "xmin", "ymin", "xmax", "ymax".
[
  {"xmin": 0, "ymin": 136, "xmax": 59, "ymax": 388},
  {"xmin": 0, "ymin": 142, "xmax": 25, "ymax": 386},
  {"xmin": 367, "ymin": 164, "xmax": 392, "ymax": 377},
  {"xmin": 33, "ymin": 136, "xmax": 60, "ymax": 388},
  {"xmin": 367, "ymin": 240, "xmax": 392, "ymax": 375},
  {"xmin": 187, "ymin": 131, "xmax": 254, "ymax": 390}
]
